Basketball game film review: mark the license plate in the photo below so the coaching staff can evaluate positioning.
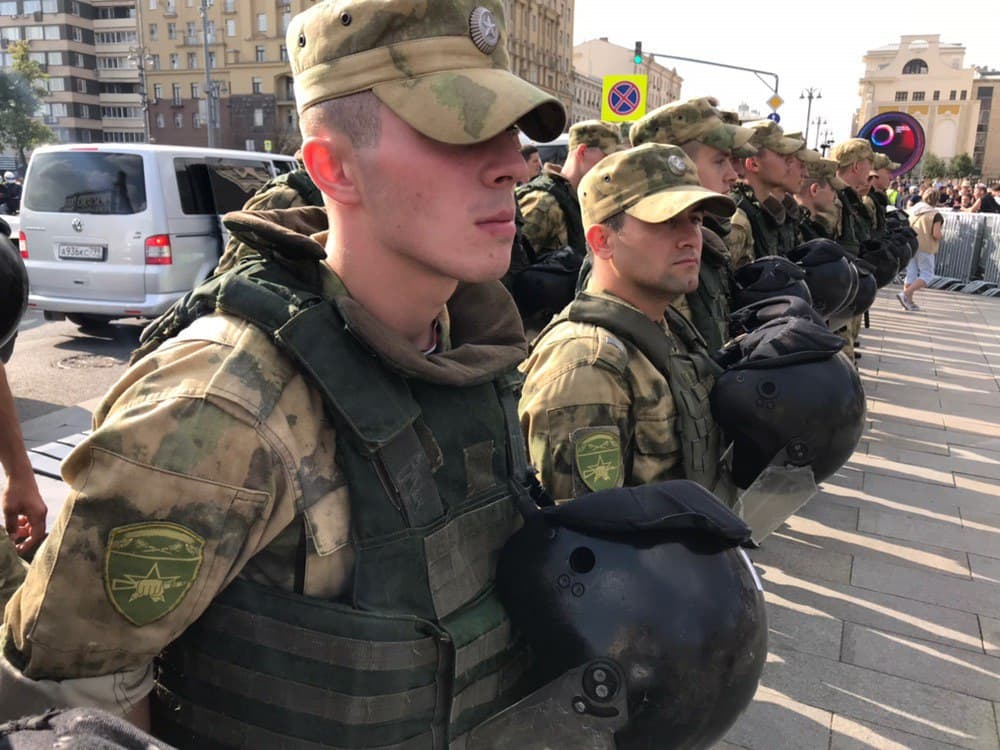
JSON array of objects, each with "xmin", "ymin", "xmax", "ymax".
[{"xmin": 57, "ymin": 243, "xmax": 106, "ymax": 261}]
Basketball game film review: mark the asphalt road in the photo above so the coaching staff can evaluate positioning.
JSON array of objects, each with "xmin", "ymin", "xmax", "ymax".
[{"xmin": 7, "ymin": 311, "xmax": 144, "ymax": 423}]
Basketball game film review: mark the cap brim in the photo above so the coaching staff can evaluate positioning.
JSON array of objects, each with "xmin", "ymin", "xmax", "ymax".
[
  {"xmin": 770, "ymin": 136, "xmax": 806, "ymax": 155},
  {"xmin": 729, "ymin": 125, "xmax": 757, "ymax": 154},
  {"xmin": 797, "ymin": 149, "xmax": 822, "ymax": 164},
  {"xmin": 626, "ymin": 186, "xmax": 736, "ymax": 224},
  {"xmin": 373, "ymin": 68, "xmax": 566, "ymax": 146}
]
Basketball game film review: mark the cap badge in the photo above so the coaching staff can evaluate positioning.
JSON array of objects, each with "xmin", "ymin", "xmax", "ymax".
[
  {"xmin": 469, "ymin": 7, "xmax": 500, "ymax": 55},
  {"xmin": 667, "ymin": 154, "xmax": 688, "ymax": 176}
]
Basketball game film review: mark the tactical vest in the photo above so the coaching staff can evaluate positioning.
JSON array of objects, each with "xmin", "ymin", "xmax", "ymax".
[
  {"xmin": 836, "ymin": 188, "xmax": 874, "ymax": 253},
  {"xmin": 515, "ymin": 174, "xmax": 587, "ymax": 257},
  {"xmin": 145, "ymin": 256, "xmax": 534, "ymax": 750},
  {"xmin": 565, "ymin": 293, "xmax": 725, "ymax": 494},
  {"xmin": 733, "ymin": 184, "xmax": 797, "ymax": 259},
  {"xmin": 685, "ymin": 227, "xmax": 732, "ymax": 352}
]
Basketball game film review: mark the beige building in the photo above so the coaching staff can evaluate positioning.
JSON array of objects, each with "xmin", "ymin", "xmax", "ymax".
[
  {"xmin": 502, "ymin": 0, "xmax": 574, "ymax": 113},
  {"xmin": 855, "ymin": 35, "xmax": 981, "ymax": 168},
  {"xmin": 973, "ymin": 70, "xmax": 1000, "ymax": 179},
  {"xmin": 573, "ymin": 37, "xmax": 682, "ymax": 115},
  {"xmin": 571, "ymin": 70, "xmax": 601, "ymax": 124}
]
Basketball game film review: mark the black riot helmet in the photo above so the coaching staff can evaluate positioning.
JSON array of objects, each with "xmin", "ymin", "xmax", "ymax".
[
  {"xmin": 491, "ymin": 481, "xmax": 767, "ymax": 750},
  {"xmin": 0, "ymin": 221, "xmax": 28, "ymax": 352},
  {"xmin": 711, "ymin": 316, "xmax": 866, "ymax": 488},
  {"xmin": 785, "ymin": 239, "xmax": 856, "ymax": 319},
  {"xmin": 858, "ymin": 238, "xmax": 900, "ymax": 288},
  {"xmin": 849, "ymin": 258, "xmax": 878, "ymax": 317},
  {"xmin": 731, "ymin": 256, "xmax": 812, "ymax": 312}
]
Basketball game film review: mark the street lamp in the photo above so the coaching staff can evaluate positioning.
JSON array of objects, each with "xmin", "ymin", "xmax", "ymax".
[
  {"xmin": 811, "ymin": 117, "xmax": 827, "ymax": 149},
  {"xmin": 800, "ymin": 87, "xmax": 821, "ymax": 145},
  {"xmin": 127, "ymin": 46, "xmax": 154, "ymax": 143}
]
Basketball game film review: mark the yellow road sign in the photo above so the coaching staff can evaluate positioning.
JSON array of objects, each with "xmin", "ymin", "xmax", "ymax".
[
  {"xmin": 601, "ymin": 75, "xmax": 648, "ymax": 122},
  {"xmin": 767, "ymin": 94, "xmax": 784, "ymax": 110}
]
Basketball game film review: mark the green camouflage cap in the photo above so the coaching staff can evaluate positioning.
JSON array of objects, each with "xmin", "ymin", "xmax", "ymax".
[
  {"xmin": 805, "ymin": 157, "xmax": 848, "ymax": 190},
  {"xmin": 871, "ymin": 152, "xmax": 901, "ymax": 172},
  {"xmin": 829, "ymin": 138, "xmax": 876, "ymax": 168},
  {"xmin": 578, "ymin": 143, "xmax": 736, "ymax": 229},
  {"xmin": 568, "ymin": 120, "xmax": 624, "ymax": 153},
  {"xmin": 718, "ymin": 110, "xmax": 741, "ymax": 126},
  {"xmin": 744, "ymin": 120, "xmax": 805, "ymax": 155},
  {"xmin": 785, "ymin": 137, "xmax": 822, "ymax": 165},
  {"xmin": 629, "ymin": 97, "xmax": 756, "ymax": 155},
  {"xmin": 287, "ymin": 0, "xmax": 565, "ymax": 145}
]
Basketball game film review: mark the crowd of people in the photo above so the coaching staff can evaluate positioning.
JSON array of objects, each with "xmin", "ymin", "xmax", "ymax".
[
  {"xmin": 0, "ymin": 0, "xmax": 960, "ymax": 748},
  {"xmin": 893, "ymin": 177, "xmax": 1000, "ymax": 213}
]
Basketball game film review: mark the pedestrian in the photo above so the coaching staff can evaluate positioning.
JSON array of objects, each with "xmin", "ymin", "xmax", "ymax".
[
  {"xmin": 963, "ymin": 183, "xmax": 1000, "ymax": 213},
  {"xmin": 899, "ymin": 188, "xmax": 944, "ymax": 311},
  {"xmin": 519, "ymin": 143, "xmax": 542, "ymax": 181},
  {"xmin": 0, "ymin": 4, "xmax": 569, "ymax": 748}
]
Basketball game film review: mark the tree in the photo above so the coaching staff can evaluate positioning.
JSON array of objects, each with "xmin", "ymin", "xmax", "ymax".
[
  {"xmin": 949, "ymin": 153, "xmax": 975, "ymax": 179},
  {"xmin": 922, "ymin": 152, "xmax": 947, "ymax": 180},
  {"xmin": 0, "ymin": 41, "xmax": 53, "ymax": 169}
]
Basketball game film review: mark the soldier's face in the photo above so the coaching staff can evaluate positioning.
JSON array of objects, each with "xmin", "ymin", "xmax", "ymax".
[
  {"xmin": 355, "ymin": 107, "xmax": 527, "ymax": 284},
  {"xmin": 873, "ymin": 169, "xmax": 892, "ymax": 190},
  {"xmin": 606, "ymin": 208, "xmax": 704, "ymax": 299},
  {"xmin": 748, "ymin": 149, "xmax": 788, "ymax": 190},
  {"xmin": 525, "ymin": 151, "xmax": 542, "ymax": 177},
  {"xmin": 783, "ymin": 156, "xmax": 805, "ymax": 193},
  {"xmin": 690, "ymin": 143, "xmax": 738, "ymax": 194},
  {"xmin": 813, "ymin": 181, "xmax": 836, "ymax": 211}
]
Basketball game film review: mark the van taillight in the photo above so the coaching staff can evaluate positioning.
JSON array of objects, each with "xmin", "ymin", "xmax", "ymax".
[
  {"xmin": 18, "ymin": 231, "xmax": 27, "ymax": 259},
  {"xmin": 145, "ymin": 234, "xmax": 172, "ymax": 265}
]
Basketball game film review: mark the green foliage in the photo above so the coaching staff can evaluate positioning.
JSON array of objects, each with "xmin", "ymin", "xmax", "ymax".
[
  {"xmin": 921, "ymin": 152, "xmax": 947, "ymax": 180},
  {"xmin": 0, "ymin": 41, "xmax": 54, "ymax": 167},
  {"xmin": 948, "ymin": 153, "xmax": 975, "ymax": 179}
]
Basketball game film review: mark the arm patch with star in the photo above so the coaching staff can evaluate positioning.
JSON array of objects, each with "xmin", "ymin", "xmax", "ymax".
[{"xmin": 571, "ymin": 427, "xmax": 624, "ymax": 494}]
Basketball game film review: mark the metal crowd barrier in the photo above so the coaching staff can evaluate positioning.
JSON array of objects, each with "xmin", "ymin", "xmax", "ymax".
[{"xmin": 926, "ymin": 212, "xmax": 1000, "ymax": 295}]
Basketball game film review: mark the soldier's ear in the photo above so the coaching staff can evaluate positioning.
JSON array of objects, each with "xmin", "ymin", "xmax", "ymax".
[
  {"xmin": 587, "ymin": 224, "xmax": 614, "ymax": 259},
  {"xmin": 301, "ymin": 135, "xmax": 360, "ymax": 207}
]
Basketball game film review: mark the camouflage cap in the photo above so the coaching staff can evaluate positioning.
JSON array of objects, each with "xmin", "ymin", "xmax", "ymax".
[
  {"xmin": 568, "ymin": 120, "xmax": 624, "ymax": 153},
  {"xmin": 578, "ymin": 143, "xmax": 736, "ymax": 229},
  {"xmin": 287, "ymin": 0, "xmax": 565, "ymax": 145},
  {"xmin": 805, "ymin": 157, "xmax": 848, "ymax": 190},
  {"xmin": 790, "ymin": 141, "xmax": 823, "ymax": 165},
  {"xmin": 718, "ymin": 110, "xmax": 741, "ymax": 126},
  {"xmin": 629, "ymin": 97, "xmax": 756, "ymax": 155},
  {"xmin": 871, "ymin": 152, "xmax": 901, "ymax": 172},
  {"xmin": 744, "ymin": 120, "xmax": 805, "ymax": 155},
  {"xmin": 829, "ymin": 138, "xmax": 876, "ymax": 168}
]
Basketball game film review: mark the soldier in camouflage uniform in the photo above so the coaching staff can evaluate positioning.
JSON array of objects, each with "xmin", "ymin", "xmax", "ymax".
[
  {"xmin": 629, "ymin": 97, "xmax": 755, "ymax": 350},
  {"xmin": 726, "ymin": 120, "xmax": 805, "ymax": 268},
  {"xmin": 795, "ymin": 157, "xmax": 847, "ymax": 240},
  {"xmin": 518, "ymin": 144, "xmax": 736, "ymax": 505},
  {"xmin": 863, "ymin": 152, "xmax": 901, "ymax": 231},
  {"xmin": 516, "ymin": 120, "xmax": 621, "ymax": 258},
  {"xmin": 0, "ymin": 2, "xmax": 567, "ymax": 746}
]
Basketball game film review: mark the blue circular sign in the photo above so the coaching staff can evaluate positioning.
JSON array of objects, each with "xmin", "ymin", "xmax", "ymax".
[
  {"xmin": 767, "ymin": 112, "xmax": 781, "ymax": 123},
  {"xmin": 608, "ymin": 81, "xmax": 642, "ymax": 116}
]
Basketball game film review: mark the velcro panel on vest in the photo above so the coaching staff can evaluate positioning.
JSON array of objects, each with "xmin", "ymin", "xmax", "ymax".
[{"xmin": 154, "ymin": 578, "xmax": 445, "ymax": 749}]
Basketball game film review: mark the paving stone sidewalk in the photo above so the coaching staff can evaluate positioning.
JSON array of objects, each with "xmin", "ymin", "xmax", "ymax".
[
  {"xmin": 10, "ymin": 287, "xmax": 1000, "ymax": 749},
  {"xmin": 722, "ymin": 287, "xmax": 1000, "ymax": 750}
]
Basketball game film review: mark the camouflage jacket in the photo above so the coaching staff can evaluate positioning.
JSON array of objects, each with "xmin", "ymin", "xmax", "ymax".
[
  {"xmin": 0, "ymin": 207, "xmax": 528, "ymax": 720},
  {"xmin": 516, "ymin": 165, "xmax": 585, "ymax": 257}
]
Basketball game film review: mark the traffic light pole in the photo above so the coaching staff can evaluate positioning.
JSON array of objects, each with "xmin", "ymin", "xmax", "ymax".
[{"xmin": 633, "ymin": 42, "xmax": 780, "ymax": 97}]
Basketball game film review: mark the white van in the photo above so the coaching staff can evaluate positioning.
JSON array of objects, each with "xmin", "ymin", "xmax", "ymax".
[{"xmin": 19, "ymin": 143, "xmax": 295, "ymax": 328}]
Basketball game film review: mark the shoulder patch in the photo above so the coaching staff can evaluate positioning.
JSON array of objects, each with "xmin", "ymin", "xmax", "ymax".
[
  {"xmin": 572, "ymin": 427, "xmax": 624, "ymax": 493},
  {"xmin": 593, "ymin": 331, "xmax": 629, "ymax": 374},
  {"xmin": 104, "ymin": 522, "xmax": 205, "ymax": 626}
]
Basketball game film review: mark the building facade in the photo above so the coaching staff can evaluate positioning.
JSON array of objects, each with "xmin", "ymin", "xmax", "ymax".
[
  {"xmin": 573, "ymin": 38, "xmax": 682, "ymax": 115},
  {"xmin": 854, "ymin": 35, "xmax": 988, "ymax": 172},
  {"xmin": 972, "ymin": 70, "xmax": 999, "ymax": 179},
  {"xmin": 502, "ymin": 0, "xmax": 574, "ymax": 115},
  {"xmin": 570, "ymin": 69, "xmax": 601, "ymax": 124}
]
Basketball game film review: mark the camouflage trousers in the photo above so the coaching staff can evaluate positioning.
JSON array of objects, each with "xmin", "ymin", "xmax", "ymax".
[{"xmin": 0, "ymin": 528, "xmax": 27, "ymax": 612}]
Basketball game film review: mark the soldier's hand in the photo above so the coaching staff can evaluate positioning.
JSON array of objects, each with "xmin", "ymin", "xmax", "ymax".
[{"xmin": 2, "ymin": 472, "xmax": 47, "ymax": 556}]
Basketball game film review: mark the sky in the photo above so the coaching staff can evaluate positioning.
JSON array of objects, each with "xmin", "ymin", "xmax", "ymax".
[{"xmin": 573, "ymin": 1, "xmax": 997, "ymax": 147}]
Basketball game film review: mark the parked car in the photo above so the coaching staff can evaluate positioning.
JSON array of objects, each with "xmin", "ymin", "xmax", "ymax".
[{"xmin": 19, "ymin": 143, "xmax": 295, "ymax": 329}]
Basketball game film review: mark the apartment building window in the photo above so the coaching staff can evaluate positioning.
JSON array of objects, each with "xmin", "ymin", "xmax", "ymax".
[
  {"xmin": 279, "ymin": 45, "xmax": 287, "ymax": 62},
  {"xmin": 252, "ymin": 77, "xmax": 262, "ymax": 94},
  {"xmin": 193, "ymin": 112, "xmax": 202, "ymax": 128},
  {"xmin": 191, "ymin": 82, "xmax": 199, "ymax": 99},
  {"xmin": 0, "ymin": 1, "xmax": 16, "ymax": 13},
  {"xmin": 226, "ymin": 19, "xmax": 235, "ymax": 36},
  {"xmin": 187, "ymin": 52, "xmax": 197, "ymax": 69},
  {"xmin": 23, "ymin": 0, "xmax": 41, "ymax": 12},
  {"xmin": 208, "ymin": 51, "xmax": 216, "ymax": 68},
  {"xmin": 149, "ymin": 24, "xmax": 158, "ymax": 41},
  {"xmin": 155, "ymin": 112, "xmax": 165, "ymax": 129},
  {"xmin": 165, "ymin": 0, "xmax": 175, "ymax": 14},
  {"xmin": 72, "ymin": 26, "xmax": 82, "ymax": 42},
  {"xmin": 44, "ymin": 25, "xmax": 60, "ymax": 40},
  {"xmin": 902, "ymin": 59, "xmax": 928, "ymax": 75},
  {"xmin": 949, "ymin": 90, "xmax": 957, "ymax": 100},
  {"xmin": 170, "ymin": 53, "xmax": 178, "ymax": 69},
  {"xmin": 174, "ymin": 112, "xmax": 183, "ymax": 128},
  {"xmin": 894, "ymin": 91, "xmax": 908, "ymax": 102},
  {"xmin": 933, "ymin": 90, "xmax": 940, "ymax": 101},
  {"xmin": 912, "ymin": 91, "xmax": 925, "ymax": 102},
  {"xmin": 224, "ymin": 0, "xmax": 235, "ymax": 11},
  {"xmin": 151, "ymin": 54, "xmax": 160, "ymax": 70},
  {"xmin": 255, "ymin": 46, "xmax": 265, "ymax": 62},
  {"xmin": 149, "ymin": 0, "xmax": 157, "ymax": 8},
  {"xmin": 253, "ymin": 108, "xmax": 264, "ymax": 127},
  {"xmin": 281, "ymin": 9, "xmax": 291, "ymax": 33},
  {"xmin": 153, "ymin": 83, "xmax": 162, "ymax": 100},
  {"xmin": 961, "ymin": 90, "xmax": 967, "ymax": 100},
  {"xmin": 24, "ymin": 27, "xmax": 43, "ymax": 41},
  {"xmin": 256, "ymin": 13, "xmax": 267, "ymax": 33},
  {"xmin": 167, "ymin": 23, "xmax": 176, "ymax": 40},
  {"xmin": 42, "ymin": 0, "xmax": 57, "ymax": 9},
  {"xmin": 172, "ymin": 83, "xmax": 182, "ymax": 105}
]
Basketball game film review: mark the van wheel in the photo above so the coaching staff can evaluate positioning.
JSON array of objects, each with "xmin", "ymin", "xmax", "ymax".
[{"xmin": 66, "ymin": 314, "xmax": 115, "ymax": 330}]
